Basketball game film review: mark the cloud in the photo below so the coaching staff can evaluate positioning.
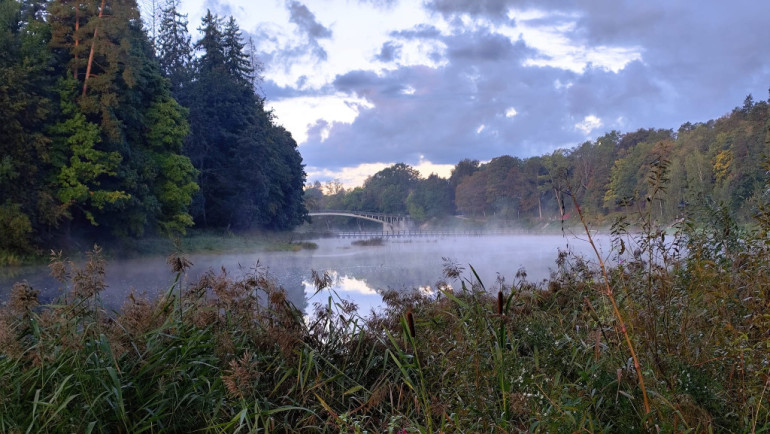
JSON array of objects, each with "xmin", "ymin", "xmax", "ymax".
[
  {"xmin": 574, "ymin": 115, "xmax": 602, "ymax": 135},
  {"xmin": 424, "ymin": 0, "xmax": 514, "ymax": 20},
  {"xmin": 287, "ymin": 1, "xmax": 333, "ymax": 39},
  {"xmin": 355, "ymin": 0, "xmax": 399, "ymax": 8},
  {"xmin": 447, "ymin": 31, "xmax": 519, "ymax": 61},
  {"xmin": 243, "ymin": 2, "xmax": 334, "ymax": 83},
  {"xmin": 300, "ymin": 54, "xmax": 579, "ymax": 170},
  {"xmin": 283, "ymin": 1, "xmax": 332, "ymax": 61},
  {"xmin": 203, "ymin": 0, "xmax": 235, "ymax": 17},
  {"xmin": 210, "ymin": 0, "xmax": 770, "ymax": 185},
  {"xmin": 376, "ymin": 41, "xmax": 402, "ymax": 62},
  {"xmin": 390, "ymin": 24, "xmax": 443, "ymax": 40}
]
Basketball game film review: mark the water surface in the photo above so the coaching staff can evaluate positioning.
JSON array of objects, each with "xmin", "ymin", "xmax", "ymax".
[{"xmin": 1, "ymin": 234, "xmax": 611, "ymax": 314}]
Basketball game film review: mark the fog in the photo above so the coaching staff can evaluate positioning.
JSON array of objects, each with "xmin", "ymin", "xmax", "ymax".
[{"xmin": 1, "ymin": 234, "xmax": 613, "ymax": 315}]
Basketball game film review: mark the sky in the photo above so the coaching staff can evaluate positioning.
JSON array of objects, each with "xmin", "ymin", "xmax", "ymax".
[{"xmin": 159, "ymin": 0, "xmax": 770, "ymax": 187}]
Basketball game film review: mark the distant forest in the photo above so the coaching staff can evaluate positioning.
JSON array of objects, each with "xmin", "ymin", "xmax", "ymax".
[
  {"xmin": 307, "ymin": 95, "xmax": 770, "ymax": 227},
  {"xmin": 1, "ymin": 0, "xmax": 308, "ymax": 257},
  {"xmin": 3, "ymin": 1, "xmax": 770, "ymax": 261}
]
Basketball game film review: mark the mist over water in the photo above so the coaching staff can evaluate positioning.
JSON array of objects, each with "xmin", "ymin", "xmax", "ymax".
[{"xmin": 1, "ymin": 234, "xmax": 612, "ymax": 315}]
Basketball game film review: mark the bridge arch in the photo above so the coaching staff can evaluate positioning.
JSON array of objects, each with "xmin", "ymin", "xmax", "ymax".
[{"xmin": 308, "ymin": 210, "xmax": 412, "ymax": 233}]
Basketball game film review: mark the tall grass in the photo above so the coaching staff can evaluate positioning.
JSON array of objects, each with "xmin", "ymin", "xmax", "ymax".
[{"xmin": 1, "ymin": 195, "xmax": 770, "ymax": 431}]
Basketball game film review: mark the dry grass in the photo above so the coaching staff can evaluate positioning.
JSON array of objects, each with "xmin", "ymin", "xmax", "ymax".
[{"xmin": 1, "ymin": 205, "xmax": 769, "ymax": 432}]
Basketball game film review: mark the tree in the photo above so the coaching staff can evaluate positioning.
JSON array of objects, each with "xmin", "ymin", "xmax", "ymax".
[
  {"xmin": 222, "ymin": 16, "xmax": 253, "ymax": 84},
  {"xmin": 156, "ymin": 0, "xmax": 192, "ymax": 96},
  {"xmin": 540, "ymin": 150, "xmax": 570, "ymax": 218},
  {"xmin": 455, "ymin": 170, "xmax": 488, "ymax": 216},
  {"xmin": 0, "ymin": 0, "xmax": 53, "ymax": 251},
  {"xmin": 195, "ymin": 10, "xmax": 224, "ymax": 73},
  {"xmin": 183, "ymin": 11, "xmax": 307, "ymax": 230},
  {"xmin": 48, "ymin": 78, "xmax": 128, "ymax": 227},
  {"xmin": 483, "ymin": 155, "xmax": 520, "ymax": 216},
  {"xmin": 361, "ymin": 163, "xmax": 420, "ymax": 213},
  {"xmin": 406, "ymin": 174, "xmax": 453, "ymax": 222},
  {"xmin": 449, "ymin": 158, "xmax": 480, "ymax": 187},
  {"xmin": 44, "ymin": 0, "xmax": 198, "ymax": 237}
]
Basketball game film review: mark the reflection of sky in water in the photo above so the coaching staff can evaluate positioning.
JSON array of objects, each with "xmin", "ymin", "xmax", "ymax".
[
  {"xmin": 303, "ymin": 271, "xmax": 440, "ymax": 317},
  {"xmin": 2, "ymin": 235, "xmax": 613, "ymax": 314},
  {"xmin": 304, "ymin": 271, "xmax": 383, "ymax": 316}
]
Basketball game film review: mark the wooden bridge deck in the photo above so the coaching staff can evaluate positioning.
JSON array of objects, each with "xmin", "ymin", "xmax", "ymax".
[{"xmin": 335, "ymin": 230, "xmax": 498, "ymax": 239}]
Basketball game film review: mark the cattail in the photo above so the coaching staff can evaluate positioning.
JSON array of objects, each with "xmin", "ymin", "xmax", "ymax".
[
  {"xmin": 9, "ymin": 282, "xmax": 39, "ymax": 314},
  {"xmin": 497, "ymin": 290, "xmax": 504, "ymax": 316},
  {"xmin": 167, "ymin": 253, "xmax": 192, "ymax": 273},
  {"xmin": 406, "ymin": 308, "xmax": 415, "ymax": 339},
  {"xmin": 594, "ymin": 329, "xmax": 601, "ymax": 362}
]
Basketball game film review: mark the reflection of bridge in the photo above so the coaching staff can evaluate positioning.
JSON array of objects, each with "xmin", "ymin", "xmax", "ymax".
[{"xmin": 308, "ymin": 210, "xmax": 412, "ymax": 233}]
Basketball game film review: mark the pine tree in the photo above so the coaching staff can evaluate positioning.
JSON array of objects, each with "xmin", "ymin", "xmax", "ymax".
[
  {"xmin": 184, "ymin": 12, "xmax": 307, "ymax": 230},
  {"xmin": 222, "ymin": 16, "xmax": 252, "ymax": 84},
  {"xmin": 156, "ymin": 0, "xmax": 192, "ymax": 96},
  {"xmin": 48, "ymin": 77, "xmax": 128, "ymax": 227},
  {"xmin": 46, "ymin": 0, "xmax": 198, "ymax": 237},
  {"xmin": 0, "ymin": 0, "xmax": 52, "ymax": 252},
  {"xmin": 195, "ymin": 10, "xmax": 224, "ymax": 73}
]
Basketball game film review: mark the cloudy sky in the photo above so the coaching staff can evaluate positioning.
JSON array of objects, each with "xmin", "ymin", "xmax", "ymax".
[{"xmin": 168, "ymin": 0, "xmax": 770, "ymax": 187}]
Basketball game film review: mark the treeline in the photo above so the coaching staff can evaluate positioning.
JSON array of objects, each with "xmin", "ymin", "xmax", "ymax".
[
  {"xmin": 308, "ymin": 95, "xmax": 770, "ymax": 225},
  {"xmin": 0, "ymin": 0, "xmax": 307, "ymax": 259}
]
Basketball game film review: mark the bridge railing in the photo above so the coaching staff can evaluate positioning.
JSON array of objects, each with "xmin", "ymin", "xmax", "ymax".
[{"xmin": 309, "ymin": 210, "xmax": 410, "ymax": 219}]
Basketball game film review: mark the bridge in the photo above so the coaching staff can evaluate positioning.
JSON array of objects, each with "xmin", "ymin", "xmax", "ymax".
[{"xmin": 308, "ymin": 210, "xmax": 412, "ymax": 233}]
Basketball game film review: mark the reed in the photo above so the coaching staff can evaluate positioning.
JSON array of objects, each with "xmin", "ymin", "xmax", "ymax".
[{"xmin": 1, "ymin": 212, "xmax": 769, "ymax": 432}]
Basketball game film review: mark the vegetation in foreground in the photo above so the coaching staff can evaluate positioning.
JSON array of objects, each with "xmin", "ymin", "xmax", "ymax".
[{"xmin": 1, "ymin": 192, "xmax": 769, "ymax": 433}]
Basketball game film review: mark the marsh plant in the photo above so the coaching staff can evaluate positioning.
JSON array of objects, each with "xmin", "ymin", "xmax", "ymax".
[{"xmin": 1, "ymin": 169, "xmax": 770, "ymax": 432}]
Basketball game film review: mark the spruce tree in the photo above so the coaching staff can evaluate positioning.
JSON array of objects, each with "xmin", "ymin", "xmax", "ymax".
[
  {"xmin": 0, "ymin": 0, "xmax": 52, "ymax": 252},
  {"xmin": 222, "ymin": 16, "xmax": 252, "ymax": 84},
  {"xmin": 184, "ymin": 11, "xmax": 307, "ymax": 230},
  {"xmin": 195, "ymin": 10, "xmax": 225, "ymax": 72},
  {"xmin": 156, "ymin": 0, "xmax": 192, "ymax": 97},
  {"xmin": 45, "ymin": 0, "xmax": 197, "ymax": 237}
]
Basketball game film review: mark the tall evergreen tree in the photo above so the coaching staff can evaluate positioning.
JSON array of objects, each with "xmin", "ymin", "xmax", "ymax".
[
  {"xmin": 45, "ymin": 0, "xmax": 197, "ymax": 237},
  {"xmin": 0, "ymin": 0, "xmax": 53, "ymax": 252},
  {"xmin": 195, "ymin": 10, "xmax": 224, "ymax": 73},
  {"xmin": 184, "ymin": 11, "xmax": 307, "ymax": 230},
  {"xmin": 222, "ymin": 16, "xmax": 252, "ymax": 84},
  {"xmin": 156, "ymin": 0, "xmax": 192, "ymax": 97}
]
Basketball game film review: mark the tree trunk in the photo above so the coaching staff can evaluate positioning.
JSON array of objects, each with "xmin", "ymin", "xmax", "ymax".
[
  {"xmin": 73, "ymin": 5, "xmax": 79, "ymax": 79},
  {"xmin": 553, "ymin": 187, "xmax": 564, "ymax": 218},
  {"xmin": 83, "ymin": 0, "xmax": 107, "ymax": 96},
  {"xmin": 537, "ymin": 195, "xmax": 542, "ymax": 220}
]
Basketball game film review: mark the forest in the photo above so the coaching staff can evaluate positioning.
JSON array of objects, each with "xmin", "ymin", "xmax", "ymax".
[
  {"xmin": 307, "ymin": 95, "xmax": 770, "ymax": 228},
  {"xmin": 3, "ymin": 0, "xmax": 770, "ymax": 261},
  {"xmin": 0, "ymin": 0, "xmax": 308, "ymax": 262},
  {"xmin": 2, "ymin": 1, "xmax": 770, "ymax": 430}
]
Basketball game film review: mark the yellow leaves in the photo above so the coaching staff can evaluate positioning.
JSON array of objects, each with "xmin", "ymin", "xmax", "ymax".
[{"xmin": 713, "ymin": 149, "xmax": 733, "ymax": 181}]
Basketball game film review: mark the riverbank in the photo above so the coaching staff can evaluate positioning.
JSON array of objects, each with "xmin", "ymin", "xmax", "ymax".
[{"xmin": 1, "ymin": 221, "xmax": 768, "ymax": 432}]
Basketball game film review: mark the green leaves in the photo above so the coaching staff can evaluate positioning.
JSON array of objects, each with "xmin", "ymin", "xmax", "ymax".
[{"xmin": 50, "ymin": 79, "xmax": 128, "ymax": 225}]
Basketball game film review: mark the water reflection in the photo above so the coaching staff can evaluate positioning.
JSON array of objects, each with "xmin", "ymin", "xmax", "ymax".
[
  {"xmin": 304, "ymin": 271, "xmax": 384, "ymax": 315},
  {"xmin": 1, "ymin": 235, "xmax": 612, "ymax": 316}
]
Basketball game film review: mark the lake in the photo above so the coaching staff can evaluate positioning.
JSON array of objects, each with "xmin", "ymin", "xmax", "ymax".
[{"xmin": 0, "ymin": 234, "xmax": 612, "ymax": 315}]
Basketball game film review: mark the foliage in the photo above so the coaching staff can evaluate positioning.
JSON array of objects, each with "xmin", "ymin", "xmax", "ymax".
[
  {"xmin": 48, "ymin": 78, "xmax": 128, "ymax": 226},
  {"xmin": 181, "ymin": 10, "xmax": 307, "ymax": 231},
  {"xmin": 0, "ymin": 1, "xmax": 308, "ymax": 258},
  {"xmin": 3, "ymin": 190, "xmax": 770, "ymax": 431},
  {"xmin": 313, "ymin": 95, "xmax": 769, "ymax": 233},
  {"xmin": 156, "ymin": 0, "xmax": 192, "ymax": 96}
]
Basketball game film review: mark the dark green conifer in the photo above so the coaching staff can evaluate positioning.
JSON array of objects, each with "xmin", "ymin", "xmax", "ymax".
[{"xmin": 156, "ymin": 0, "xmax": 192, "ymax": 97}]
